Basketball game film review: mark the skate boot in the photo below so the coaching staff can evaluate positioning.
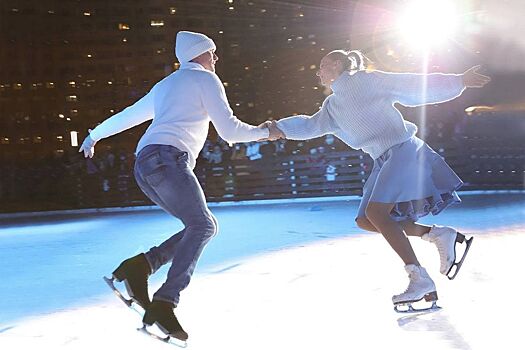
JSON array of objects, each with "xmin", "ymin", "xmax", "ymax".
[
  {"xmin": 103, "ymin": 253, "xmax": 152, "ymax": 311},
  {"xmin": 393, "ymin": 264, "xmax": 440, "ymax": 313},
  {"xmin": 422, "ymin": 225, "xmax": 474, "ymax": 280},
  {"xmin": 140, "ymin": 300, "xmax": 189, "ymax": 345}
]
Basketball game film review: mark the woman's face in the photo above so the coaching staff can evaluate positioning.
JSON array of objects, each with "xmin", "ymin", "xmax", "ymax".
[{"xmin": 316, "ymin": 55, "xmax": 343, "ymax": 87}]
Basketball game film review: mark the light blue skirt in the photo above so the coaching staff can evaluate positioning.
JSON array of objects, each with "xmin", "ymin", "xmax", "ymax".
[{"xmin": 357, "ymin": 136, "xmax": 463, "ymax": 222}]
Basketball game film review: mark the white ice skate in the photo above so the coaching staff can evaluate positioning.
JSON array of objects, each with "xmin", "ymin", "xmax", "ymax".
[
  {"xmin": 393, "ymin": 264, "xmax": 440, "ymax": 313},
  {"xmin": 422, "ymin": 225, "xmax": 474, "ymax": 280}
]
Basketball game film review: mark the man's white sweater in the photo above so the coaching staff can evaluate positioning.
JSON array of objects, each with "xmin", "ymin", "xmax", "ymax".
[
  {"xmin": 89, "ymin": 62, "xmax": 268, "ymax": 169},
  {"xmin": 276, "ymin": 70, "xmax": 465, "ymax": 159}
]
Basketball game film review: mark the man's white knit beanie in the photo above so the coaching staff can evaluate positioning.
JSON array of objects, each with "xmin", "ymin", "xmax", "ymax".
[{"xmin": 175, "ymin": 31, "xmax": 216, "ymax": 63}]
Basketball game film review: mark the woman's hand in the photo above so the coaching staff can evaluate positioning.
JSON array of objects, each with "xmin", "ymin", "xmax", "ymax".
[{"xmin": 462, "ymin": 65, "xmax": 491, "ymax": 88}]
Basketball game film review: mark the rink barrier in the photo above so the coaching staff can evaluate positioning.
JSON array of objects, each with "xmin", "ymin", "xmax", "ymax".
[
  {"xmin": 2, "ymin": 190, "xmax": 525, "ymax": 220},
  {"xmin": 1, "ymin": 133, "xmax": 524, "ymax": 215}
]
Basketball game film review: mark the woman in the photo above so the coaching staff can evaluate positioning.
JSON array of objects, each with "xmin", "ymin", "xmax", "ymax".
[{"xmin": 269, "ymin": 49, "xmax": 490, "ymax": 311}]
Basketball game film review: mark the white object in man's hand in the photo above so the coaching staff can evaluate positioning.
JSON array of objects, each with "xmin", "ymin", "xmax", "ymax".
[{"xmin": 78, "ymin": 129, "xmax": 97, "ymax": 158}]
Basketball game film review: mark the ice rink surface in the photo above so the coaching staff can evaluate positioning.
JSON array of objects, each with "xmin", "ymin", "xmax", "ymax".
[{"xmin": 0, "ymin": 193, "xmax": 524, "ymax": 350}]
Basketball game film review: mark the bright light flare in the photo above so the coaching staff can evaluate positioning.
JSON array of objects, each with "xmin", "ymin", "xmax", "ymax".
[{"xmin": 397, "ymin": 0, "xmax": 458, "ymax": 49}]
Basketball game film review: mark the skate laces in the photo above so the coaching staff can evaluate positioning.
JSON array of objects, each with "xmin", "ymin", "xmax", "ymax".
[{"xmin": 397, "ymin": 267, "xmax": 421, "ymax": 295}]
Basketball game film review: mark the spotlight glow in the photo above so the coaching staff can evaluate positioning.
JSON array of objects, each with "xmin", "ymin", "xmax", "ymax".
[{"xmin": 397, "ymin": 0, "xmax": 458, "ymax": 49}]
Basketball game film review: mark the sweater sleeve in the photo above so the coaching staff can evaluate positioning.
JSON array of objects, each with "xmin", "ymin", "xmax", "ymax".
[
  {"xmin": 89, "ymin": 88, "xmax": 155, "ymax": 142},
  {"xmin": 199, "ymin": 72, "xmax": 269, "ymax": 143},
  {"xmin": 276, "ymin": 97, "xmax": 337, "ymax": 140},
  {"xmin": 373, "ymin": 70, "xmax": 466, "ymax": 107}
]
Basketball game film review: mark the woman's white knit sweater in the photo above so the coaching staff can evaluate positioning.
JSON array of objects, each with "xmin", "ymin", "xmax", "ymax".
[
  {"xmin": 276, "ymin": 70, "xmax": 465, "ymax": 159},
  {"xmin": 89, "ymin": 62, "xmax": 268, "ymax": 169}
]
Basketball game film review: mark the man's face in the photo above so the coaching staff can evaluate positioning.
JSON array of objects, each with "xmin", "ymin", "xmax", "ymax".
[
  {"xmin": 316, "ymin": 55, "xmax": 343, "ymax": 87},
  {"xmin": 192, "ymin": 50, "xmax": 219, "ymax": 72}
]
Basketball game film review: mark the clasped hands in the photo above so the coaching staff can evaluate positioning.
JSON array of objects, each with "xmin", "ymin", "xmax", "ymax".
[{"xmin": 258, "ymin": 120, "xmax": 286, "ymax": 142}]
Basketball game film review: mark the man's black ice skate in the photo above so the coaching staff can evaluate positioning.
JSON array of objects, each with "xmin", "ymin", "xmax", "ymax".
[
  {"xmin": 139, "ymin": 300, "xmax": 188, "ymax": 347},
  {"xmin": 103, "ymin": 253, "xmax": 151, "ymax": 312}
]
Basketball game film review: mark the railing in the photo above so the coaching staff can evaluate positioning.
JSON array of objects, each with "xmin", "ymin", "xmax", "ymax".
[{"xmin": 0, "ymin": 135, "xmax": 523, "ymax": 214}]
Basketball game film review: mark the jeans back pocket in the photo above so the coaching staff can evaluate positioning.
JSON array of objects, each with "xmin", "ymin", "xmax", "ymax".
[{"xmin": 138, "ymin": 151, "xmax": 166, "ymax": 187}]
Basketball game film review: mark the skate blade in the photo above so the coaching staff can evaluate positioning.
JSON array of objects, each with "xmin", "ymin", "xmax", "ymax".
[
  {"xmin": 446, "ymin": 235, "xmax": 474, "ymax": 280},
  {"xmin": 103, "ymin": 276, "xmax": 144, "ymax": 316},
  {"xmin": 394, "ymin": 291, "xmax": 441, "ymax": 314},
  {"xmin": 138, "ymin": 325, "xmax": 188, "ymax": 348},
  {"xmin": 394, "ymin": 300, "xmax": 441, "ymax": 314}
]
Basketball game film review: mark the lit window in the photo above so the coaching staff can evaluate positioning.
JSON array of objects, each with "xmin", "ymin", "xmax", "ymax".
[
  {"xmin": 218, "ymin": 30, "xmax": 224, "ymax": 34},
  {"xmin": 228, "ymin": 0, "xmax": 234, "ymax": 3},
  {"xmin": 83, "ymin": 11, "xmax": 91, "ymax": 16},
  {"xmin": 31, "ymin": 83, "xmax": 37, "ymax": 90},
  {"xmin": 170, "ymin": 7, "xmax": 177, "ymax": 15},
  {"xmin": 122, "ymin": 38, "xmax": 127, "ymax": 42},
  {"xmin": 261, "ymin": 9, "xmax": 266, "ymax": 13},
  {"xmin": 48, "ymin": 10, "xmax": 55, "ymax": 14},
  {"xmin": 310, "ymin": 65, "xmax": 317, "ymax": 70},
  {"xmin": 150, "ymin": 20, "xmax": 164, "ymax": 27},
  {"xmin": 70, "ymin": 109, "xmax": 78, "ymax": 115},
  {"xmin": 119, "ymin": 23, "xmax": 130, "ymax": 30},
  {"xmin": 11, "ymin": 8, "xmax": 19, "ymax": 12},
  {"xmin": 69, "ymin": 81, "xmax": 76, "ymax": 87},
  {"xmin": 229, "ymin": 6, "xmax": 234, "ymax": 10},
  {"xmin": 86, "ymin": 54, "xmax": 93, "ymax": 58},
  {"xmin": 223, "ymin": 82, "xmax": 229, "ymax": 87},
  {"xmin": 1, "ymin": 138, "xmax": 9, "ymax": 145},
  {"xmin": 14, "ymin": 83, "xmax": 22, "ymax": 90},
  {"xmin": 46, "ymin": 82, "xmax": 54, "ymax": 88},
  {"xmin": 107, "ymin": 81, "xmax": 113, "ymax": 85},
  {"xmin": 57, "ymin": 136, "xmax": 64, "ymax": 141},
  {"xmin": 58, "ymin": 114, "xmax": 65, "ymax": 118},
  {"xmin": 173, "ymin": 62, "xmax": 180, "ymax": 70},
  {"xmin": 66, "ymin": 95, "xmax": 77, "ymax": 102},
  {"xmin": 33, "ymin": 136, "xmax": 42, "ymax": 144}
]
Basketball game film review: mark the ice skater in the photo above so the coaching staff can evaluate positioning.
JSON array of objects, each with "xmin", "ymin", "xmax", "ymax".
[
  {"xmin": 79, "ymin": 31, "xmax": 281, "ymax": 343},
  {"xmin": 266, "ymin": 49, "xmax": 490, "ymax": 312}
]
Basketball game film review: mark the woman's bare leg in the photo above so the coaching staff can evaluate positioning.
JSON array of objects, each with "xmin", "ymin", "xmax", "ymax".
[
  {"xmin": 356, "ymin": 217, "xmax": 431, "ymax": 237},
  {"xmin": 365, "ymin": 202, "xmax": 420, "ymax": 266}
]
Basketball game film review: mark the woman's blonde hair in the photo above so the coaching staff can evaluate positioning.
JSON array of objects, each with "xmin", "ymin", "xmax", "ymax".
[{"xmin": 326, "ymin": 49, "xmax": 368, "ymax": 72}]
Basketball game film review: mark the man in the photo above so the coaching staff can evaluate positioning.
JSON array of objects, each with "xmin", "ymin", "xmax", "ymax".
[{"xmin": 79, "ymin": 31, "xmax": 281, "ymax": 342}]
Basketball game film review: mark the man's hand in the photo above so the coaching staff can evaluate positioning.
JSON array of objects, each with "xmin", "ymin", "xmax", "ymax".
[
  {"xmin": 462, "ymin": 65, "xmax": 491, "ymax": 88},
  {"xmin": 268, "ymin": 120, "xmax": 285, "ymax": 140},
  {"xmin": 258, "ymin": 120, "xmax": 285, "ymax": 141},
  {"xmin": 78, "ymin": 129, "xmax": 97, "ymax": 158}
]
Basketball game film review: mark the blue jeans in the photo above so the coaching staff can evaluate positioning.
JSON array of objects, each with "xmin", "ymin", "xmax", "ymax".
[{"xmin": 134, "ymin": 144, "xmax": 218, "ymax": 305}]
